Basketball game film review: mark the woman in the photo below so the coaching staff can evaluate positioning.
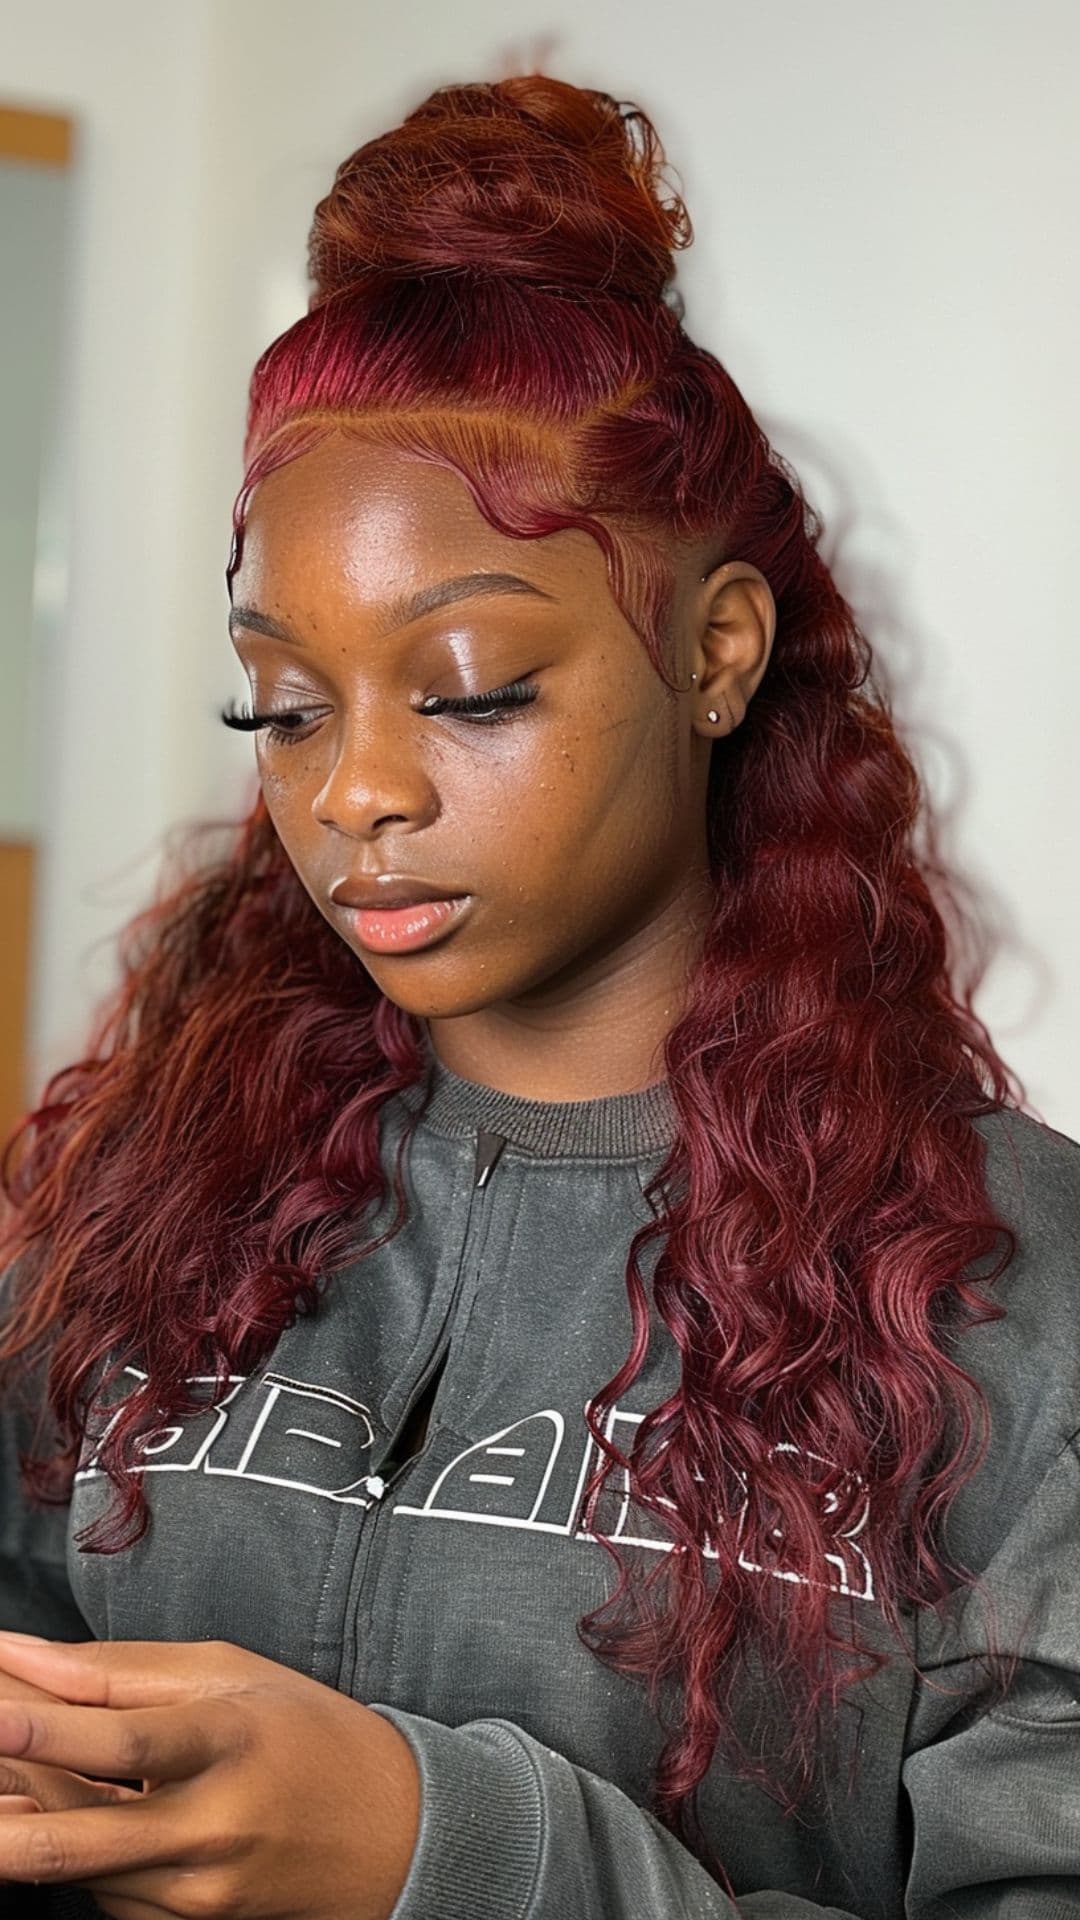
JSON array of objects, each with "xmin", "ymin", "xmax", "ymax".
[{"xmin": 1, "ymin": 72, "xmax": 1078, "ymax": 1920}]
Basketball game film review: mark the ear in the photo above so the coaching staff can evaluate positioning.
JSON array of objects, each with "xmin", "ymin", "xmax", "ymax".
[{"xmin": 690, "ymin": 562, "xmax": 776, "ymax": 738}]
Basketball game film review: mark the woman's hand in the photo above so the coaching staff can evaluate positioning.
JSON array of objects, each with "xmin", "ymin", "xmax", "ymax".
[
  {"xmin": 0, "ymin": 1650, "xmax": 144, "ymax": 1821},
  {"xmin": 0, "ymin": 1631, "xmax": 421, "ymax": 1920}
]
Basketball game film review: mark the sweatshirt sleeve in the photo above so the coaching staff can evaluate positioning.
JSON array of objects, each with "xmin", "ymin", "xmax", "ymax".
[
  {"xmin": 369, "ymin": 1432, "xmax": 1080, "ymax": 1920},
  {"xmin": 0, "ymin": 1279, "xmax": 92, "ymax": 1642},
  {"xmin": 898, "ymin": 1429, "xmax": 1080, "ymax": 1914}
]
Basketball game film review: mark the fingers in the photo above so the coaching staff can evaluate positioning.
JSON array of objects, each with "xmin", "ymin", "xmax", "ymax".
[
  {"xmin": 0, "ymin": 1796, "xmax": 42, "ymax": 1814},
  {"xmin": 0, "ymin": 1794, "xmax": 205, "ymax": 1884},
  {"xmin": 0, "ymin": 1635, "xmax": 260, "ymax": 1711},
  {"xmin": 0, "ymin": 1760, "xmax": 145, "ymax": 1814},
  {"xmin": 0, "ymin": 1700, "xmax": 219, "ymax": 1788},
  {"xmin": 1, "ymin": 1669, "xmax": 77, "ymax": 1706}
]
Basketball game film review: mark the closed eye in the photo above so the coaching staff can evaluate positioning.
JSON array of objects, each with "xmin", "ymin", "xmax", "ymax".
[
  {"xmin": 220, "ymin": 677, "xmax": 540, "ymax": 744},
  {"xmin": 419, "ymin": 678, "xmax": 540, "ymax": 725}
]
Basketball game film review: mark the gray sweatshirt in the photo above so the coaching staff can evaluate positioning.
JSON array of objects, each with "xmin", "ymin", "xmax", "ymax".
[{"xmin": 3, "ymin": 1048, "xmax": 1080, "ymax": 1918}]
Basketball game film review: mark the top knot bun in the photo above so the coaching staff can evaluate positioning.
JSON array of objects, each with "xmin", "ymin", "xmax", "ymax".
[{"xmin": 306, "ymin": 74, "xmax": 692, "ymax": 308}]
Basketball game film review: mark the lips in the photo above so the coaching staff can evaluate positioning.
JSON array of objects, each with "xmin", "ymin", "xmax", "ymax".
[
  {"xmin": 329, "ymin": 875, "xmax": 466, "ymax": 912},
  {"xmin": 342, "ymin": 893, "xmax": 472, "ymax": 955}
]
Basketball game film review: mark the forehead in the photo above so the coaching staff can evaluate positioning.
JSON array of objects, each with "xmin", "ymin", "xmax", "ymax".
[{"xmin": 236, "ymin": 430, "xmax": 603, "ymax": 608}]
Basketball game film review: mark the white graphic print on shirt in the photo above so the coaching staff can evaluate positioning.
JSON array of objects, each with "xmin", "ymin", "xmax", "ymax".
[{"xmin": 73, "ymin": 1364, "xmax": 875, "ymax": 1600}]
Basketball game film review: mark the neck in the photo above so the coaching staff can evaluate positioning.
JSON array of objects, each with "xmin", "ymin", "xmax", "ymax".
[
  {"xmin": 424, "ymin": 869, "xmax": 712, "ymax": 1102},
  {"xmin": 407, "ymin": 1025, "xmax": 678, "ymax": 1158}
]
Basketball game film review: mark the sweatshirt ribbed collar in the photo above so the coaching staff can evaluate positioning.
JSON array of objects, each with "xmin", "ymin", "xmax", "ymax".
[{"xmin": 406, "ymin": 1028, "xmax": 679, "ymax": 1160}]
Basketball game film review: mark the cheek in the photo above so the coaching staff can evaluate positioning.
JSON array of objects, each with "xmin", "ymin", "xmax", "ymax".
[
  {"xmin": 257, "ymin": 756, "xmax": 322, "ymax": 858},
  {"xmin": 504, "ymin": 731, "xmax": 653, "ymax": 882},
  {"xmin": 564, "ymin": 732, "xmax": 681, "ymax": 893},
  {"xmin": 259, "ymin": 762, "xmax": 296, "ymax": 828}
]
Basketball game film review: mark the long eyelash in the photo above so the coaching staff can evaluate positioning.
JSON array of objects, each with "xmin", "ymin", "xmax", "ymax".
[
  {"xmin": 421, "ymin": 678, "xmax": 539, "ymax": 724},
  {"xmin": 220, "ymin": 700, "xmax": 314, "ymax": 745},
  {"xmin": 219, "ymin": 678, "xmax": 540, "ymax": 742}
]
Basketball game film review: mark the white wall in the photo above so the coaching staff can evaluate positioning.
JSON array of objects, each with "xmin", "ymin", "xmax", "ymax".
[
  {"xmin": 3, "ymin": 0, "xmax": 1078, "ymax": 1135},
  {"xmin": 0, "ymin": 156, "xmax": 69, "ymax": 839},
  {"xmin": 0, "ymin": 0, "xmax": 227, "ymax": 1074}
]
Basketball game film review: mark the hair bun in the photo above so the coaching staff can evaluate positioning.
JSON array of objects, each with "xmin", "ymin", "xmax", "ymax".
[{"xmin": 307, "ymin": 74, "xmax": 692, "ymax": 308}]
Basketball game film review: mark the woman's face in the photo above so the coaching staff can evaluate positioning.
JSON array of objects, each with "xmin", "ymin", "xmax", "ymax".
[{"xmin": 228, "ymin": 431, "xmax": 773, "ymax": 1070}]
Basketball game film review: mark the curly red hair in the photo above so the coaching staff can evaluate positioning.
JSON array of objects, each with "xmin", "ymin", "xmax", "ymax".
[{"xmin": 1, "ymin": 74, "xmax": 1025, "ymax": 1887}]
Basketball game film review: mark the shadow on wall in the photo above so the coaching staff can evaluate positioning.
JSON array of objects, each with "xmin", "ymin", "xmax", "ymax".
[{"xmin": 760, "ymin": 407, "xmax": 1054, "ymax": 1080}]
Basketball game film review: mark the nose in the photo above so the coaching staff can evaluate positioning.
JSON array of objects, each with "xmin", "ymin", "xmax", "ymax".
[{"xmin": 311, "ymin": 719, "xmax": 437, "ymax": 839}]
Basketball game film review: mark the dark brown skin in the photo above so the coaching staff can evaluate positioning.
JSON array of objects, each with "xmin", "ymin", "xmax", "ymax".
[
  {"xmin": 0, "ymin": 1635, "xmax": 424, "ymax": 1916},
  {"xmin": 229, "ymin": 430, "xmax": 776, "ymax": 1100},
  {"xmin": 0, "ymin": 438, "xmax": 778, "ymax": 1898},
  {"xmin": 0, "ymin": 1661, "xmax": 144, "ymax": 1819}
]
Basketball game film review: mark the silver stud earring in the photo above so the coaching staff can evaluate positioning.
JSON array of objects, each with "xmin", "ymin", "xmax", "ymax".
[
  {"xmin": 707, "ymin": 708, "xmax": 720, "ymax": 723},
  {"xmin": 690, "ymin": 672, "xmax": 697, "ymax": 682}
]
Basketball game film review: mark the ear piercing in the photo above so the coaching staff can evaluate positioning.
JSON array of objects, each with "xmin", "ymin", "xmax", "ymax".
[
  {"xmin": 699, "ymin": 574, "xmax": 721, "ymax": 719},
  {"xmin": 688, "ymin": 674, "xmax": 720, "ymax": 720}
]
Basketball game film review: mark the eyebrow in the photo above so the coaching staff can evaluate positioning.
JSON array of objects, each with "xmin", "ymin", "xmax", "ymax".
[{"xmin": 227, "ymin": 570, "xmax": 557, "ymax": 646}]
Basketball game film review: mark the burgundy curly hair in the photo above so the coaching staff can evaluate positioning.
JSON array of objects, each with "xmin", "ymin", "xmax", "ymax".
[{"xmin": 0, "ymin": 73, "xmax": 1025, "ymax": 1886}]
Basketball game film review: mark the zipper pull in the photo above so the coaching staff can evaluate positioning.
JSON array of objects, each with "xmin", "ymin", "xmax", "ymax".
[{"xmin": 474, "ymin": 1128, "xmax": 507, "ymax": 1189}]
